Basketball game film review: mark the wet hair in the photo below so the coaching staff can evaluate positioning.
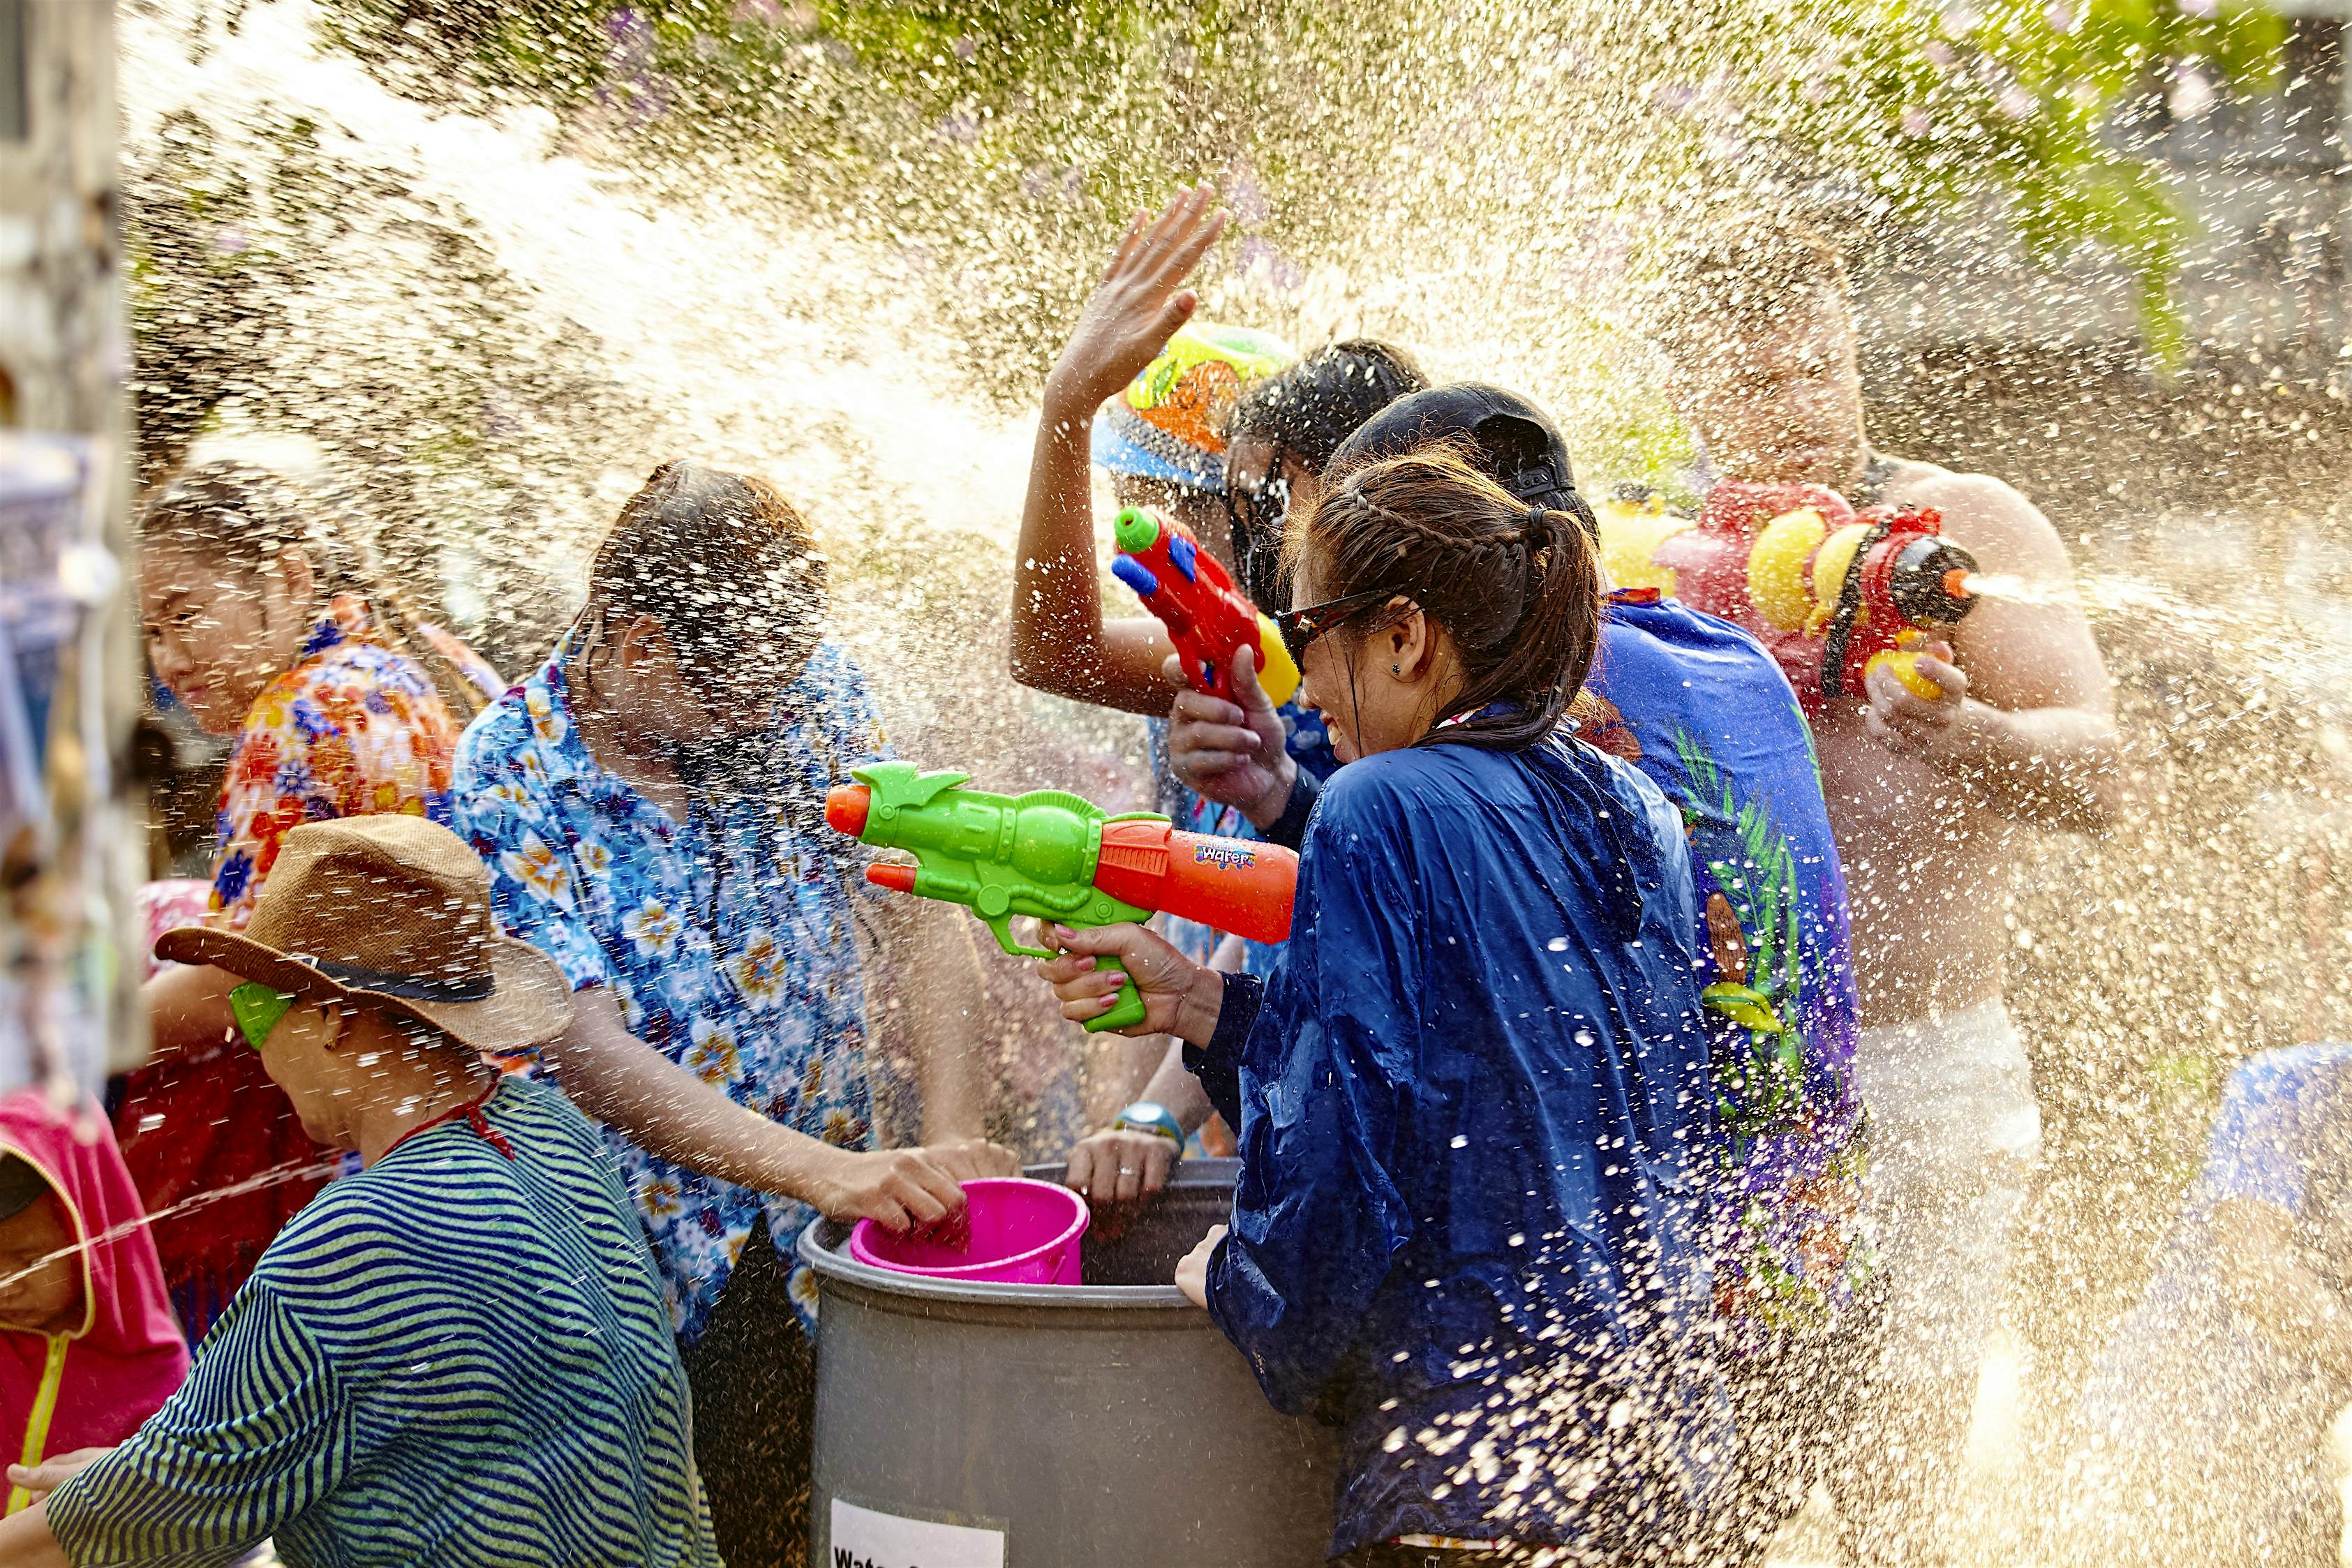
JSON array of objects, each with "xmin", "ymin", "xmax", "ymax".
[
  {"xmin": 139, "ymin": 461, "xmax": 491, "ymax": 722},
  {"xmin": 1651, "ymin": 213, "xmax": 1850, "ymax": 361},
  {"xmin": 1222, "ymin": 341, "xmax": 1429, "ymax": 608},
  {"xmin": 587, "ymin": 461, "xmax": 829, "ymax": 699},
  {"xmin": 1226, "ymin": 340, "xmax": 1429, "ymax": 473},
  {"xmin": 1286, "ymin": 444, "xmax": 1602, "ymax": 753}
]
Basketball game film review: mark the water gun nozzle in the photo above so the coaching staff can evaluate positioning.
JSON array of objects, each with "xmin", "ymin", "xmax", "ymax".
[
  {"xmin": 1944, "ymin": 568, "xmax": 1973, "ymax": 599},
  {"xmin": 1112, "ymin": 507, "xmax": 1163, "ymax": 555},
  {"xmin": 825, "ymin": 784, "xmax": 871, "ymax": 837},
  {"xmin": 865, "ymin": 862, "xmax": 918, "ymax": 894}
]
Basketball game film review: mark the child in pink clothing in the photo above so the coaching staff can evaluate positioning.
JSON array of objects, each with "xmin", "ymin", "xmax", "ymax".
[{"xmin": 0, "ymin": 1091, "xmax": 188, "ymax": 1514}]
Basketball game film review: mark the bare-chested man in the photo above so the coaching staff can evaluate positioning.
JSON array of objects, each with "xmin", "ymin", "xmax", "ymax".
[{"xmin": 1653, "ymin": 218, "xmax": 2120, "ymax": 1567}]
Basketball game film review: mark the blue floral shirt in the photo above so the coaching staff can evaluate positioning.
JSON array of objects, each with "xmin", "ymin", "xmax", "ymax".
[{"xmin": 451, "ymin": 636, "xmax": 887, "ymax": 1343}]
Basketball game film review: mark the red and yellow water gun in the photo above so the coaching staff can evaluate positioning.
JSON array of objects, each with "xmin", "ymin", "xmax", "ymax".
[
  {"xmin": 1110, "ymin": 507, "xmax": 1301, "ymax": 706},
  {"xmin": 1602, "ymin": 482, "xmax": 1979, "ymax": 713}
]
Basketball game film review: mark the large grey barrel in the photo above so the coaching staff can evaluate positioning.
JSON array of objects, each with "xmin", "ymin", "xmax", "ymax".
[{"xmin": 799, "ymin": 1158, "xmax": 1338, "ymax": 1566}]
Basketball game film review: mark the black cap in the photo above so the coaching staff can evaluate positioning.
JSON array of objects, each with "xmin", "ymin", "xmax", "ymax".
[{"xmin": 1330, "ymin": 384, "xmax": 1591, "ymax": 527}]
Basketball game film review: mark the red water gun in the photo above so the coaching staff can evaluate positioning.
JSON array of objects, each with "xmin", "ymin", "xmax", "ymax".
[
  {"xmin": 1110, "ymin": 507, "xmax": 1302, "ymax": 705},
  {"xmin": 1647, "ymin": 482, "xmax": 1979, "ymax": 714}
]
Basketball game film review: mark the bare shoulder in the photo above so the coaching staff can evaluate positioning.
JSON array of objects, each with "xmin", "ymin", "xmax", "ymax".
[{"xmin": 1876, "ymin": 455, "xmax": 2073, "ymax": 572}]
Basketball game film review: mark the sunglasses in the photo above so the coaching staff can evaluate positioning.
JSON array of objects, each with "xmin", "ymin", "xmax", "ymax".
[
  {"xmin": 1273, "ymin": 587, "xmax": 1412, "ymax": 665},
  {"xmin": 228, "ymin": 983, "xmax": 297, "ymax": 1052}
]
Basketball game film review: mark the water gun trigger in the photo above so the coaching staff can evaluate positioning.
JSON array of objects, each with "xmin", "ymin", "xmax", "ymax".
[
  {"xmin": 991, "ymin": 910, "xmax": 1147, "ymax": 1033},
  {"xmin": 981, "ymin": 913, "xmax": 1055, "ymax": 963}
]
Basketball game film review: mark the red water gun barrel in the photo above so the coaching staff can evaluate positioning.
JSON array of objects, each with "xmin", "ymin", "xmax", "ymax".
[{"xmin": 1094, "ymin": 819, "xmax": 1296, "ymax": 945}]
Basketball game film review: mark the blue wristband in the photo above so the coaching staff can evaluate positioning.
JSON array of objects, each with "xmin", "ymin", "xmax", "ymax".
[{"xmin": 1111, "ymin": 1100, "xmax": 1184, "ymax": 1149}]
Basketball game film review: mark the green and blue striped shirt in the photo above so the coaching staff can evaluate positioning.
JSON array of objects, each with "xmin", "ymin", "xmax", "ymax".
[{"xmin": 49, "ymin": 1075, "xmax": 720, "ymax": 1567}]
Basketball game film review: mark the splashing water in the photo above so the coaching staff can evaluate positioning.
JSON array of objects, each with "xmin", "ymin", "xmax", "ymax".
[
  {"xmin": 112, "ymin": 2, "xmax": 2352, "ymax": 1565},
  {"xmin": 1956, "ymin": 572, "xmax": 2080, "ymax": 611}
]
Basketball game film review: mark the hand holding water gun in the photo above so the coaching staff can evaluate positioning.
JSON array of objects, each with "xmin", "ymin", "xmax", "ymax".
[
  {"xmin": 1111, "ymin": 507, "xmax": 1301, "ymax": 707},
  {"xmin": 824, "ymin": 761, "xmax": 1296, "ymax": 1033}
]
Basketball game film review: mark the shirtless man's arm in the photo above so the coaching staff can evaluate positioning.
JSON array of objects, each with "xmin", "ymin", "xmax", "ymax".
[{"xmin": 1863, "ymin": 464, "xmax": 2120, "ymax": 833}]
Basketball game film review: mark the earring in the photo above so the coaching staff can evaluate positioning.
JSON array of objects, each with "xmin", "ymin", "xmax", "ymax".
[{"xmin": 1391, "ymin": 663, "xmax": 1401, "ymax": 674}]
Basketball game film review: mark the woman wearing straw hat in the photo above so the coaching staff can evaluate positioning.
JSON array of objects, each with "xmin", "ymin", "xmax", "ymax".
[{"xmin": 0, "ymin": 814, "xmax": 719, "ymax": 1568}]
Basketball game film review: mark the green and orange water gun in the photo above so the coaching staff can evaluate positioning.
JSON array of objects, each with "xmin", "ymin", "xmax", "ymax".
[{"xmin": 824, "ymin": 761, "xmax": 1297, "ymax": 1032}]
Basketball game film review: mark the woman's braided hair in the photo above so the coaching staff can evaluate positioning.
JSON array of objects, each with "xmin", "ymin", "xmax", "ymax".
[{"xmin": 1284, "ymin": 441, "xmax": 1601, "ymax": 752}]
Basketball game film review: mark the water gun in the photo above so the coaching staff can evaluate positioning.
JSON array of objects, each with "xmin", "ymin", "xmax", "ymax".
[
  {"xmin": 1110, "ymin": 507, "xmax": 1301, "ymax": 706},
  {"xmin": 1600, "ymin": 481, "xmax": 1979, "ymax": 714},
  {"xmin": 824, "ymin": 761, "xmax": 1297, "ymax": 1033}
]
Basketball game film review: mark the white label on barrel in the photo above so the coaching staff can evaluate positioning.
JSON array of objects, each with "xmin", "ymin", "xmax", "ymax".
[{"xmin": 829, "ymin": 1499, "xmax": 1006, "ymax": 1568}]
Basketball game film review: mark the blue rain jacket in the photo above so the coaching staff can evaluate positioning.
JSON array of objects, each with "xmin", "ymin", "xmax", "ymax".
[{"xmin": 1200, "ymin": 734, "xmax": 1724, "ymax": 1558}]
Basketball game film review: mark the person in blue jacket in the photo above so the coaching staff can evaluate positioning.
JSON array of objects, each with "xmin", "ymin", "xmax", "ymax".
[
  {"xmin": 1154, "ymin": 384, "xmax": 1876, "ymax": 1564},
  {"xmin": 1036, "ymin": 445, "xmax": 1725, "ymax": 1566}
]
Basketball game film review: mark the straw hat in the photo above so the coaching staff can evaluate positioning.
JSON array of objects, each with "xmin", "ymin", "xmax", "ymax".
[{"xmin": 156, "ymin": 816, "xmax": 572, "ymax": 1055}]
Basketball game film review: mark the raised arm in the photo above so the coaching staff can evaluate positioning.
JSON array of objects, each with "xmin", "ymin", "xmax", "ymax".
[
  {"xmin": 140, "ymin": 960, "xmax": 238, "ymax": 1061},
  {"xmin": 1863, "ymin": 472, "xmax": 2120, "ymax": 830},
  {"xmin": 1012, "ymin": 185, "xmax": 1227, "ymax": 715}
]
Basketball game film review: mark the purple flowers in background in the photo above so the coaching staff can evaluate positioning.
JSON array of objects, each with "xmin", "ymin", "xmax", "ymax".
[
  {"xmin": 1021, "ymin": 163, "xmax": 1085, "ymax": 200},
  {"xmin": 599, "ymin": 6, "xmax": 670, "ymax": 123},
  {"xmin": 1233, "ymin": 235, "xmax": 1302, "ymax": 293},
  {"xmin": 1224, "ymin": 161, "xmax": 1270, "ymax": 225}
]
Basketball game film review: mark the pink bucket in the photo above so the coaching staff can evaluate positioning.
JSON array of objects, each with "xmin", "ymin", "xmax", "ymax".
[{"xmin": 848, "ymin": 1177, "xmax": 1089, "ymax": 1286}]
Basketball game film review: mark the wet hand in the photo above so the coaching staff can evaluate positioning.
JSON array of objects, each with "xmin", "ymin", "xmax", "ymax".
[
  {"xmin": 1045, "ymin": 186, "xmax": 1230, "ymax": 417},
  {"xmin": 1864, "ymin": 641, "xmax": 1968, "ymax": 759},
  {"xmin": 1175, "ymin": 1223, "xmax": 1226, "ymax": 1309},
  {"xmin": 1032, "ymin": 922, "xmax": 1220, "ymax": 1040},
  {"xmin": 1066, "ymin": 1127, "xmax": 1179, "ymax": 1210},
  {"xmin": 921, "ymin": 1135, "xmax": 1021, "ymax": 1182},
  {"xmin": 1164, "ymin": 652, "xmax": 1294, "ymax": 827},
  {"xmin": 811, "ymin": 1146, "xmax": 969, "ymax": 1232},
  {"xmin": 5, "ymin": 1447, "xmax": 111, "ymax": 1500}
]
